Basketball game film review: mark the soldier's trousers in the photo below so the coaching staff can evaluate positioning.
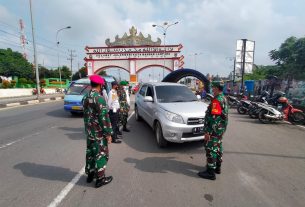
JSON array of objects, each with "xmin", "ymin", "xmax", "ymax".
[
  {"xmin": 119, "ymin": 112, "xmax": 128, "ymax": 126},
  {"xmin": 205, "ymin": 136, "xmax": 223, "ymax": 169},
  {"xmin": 85, "ymin": 138, "xmax": 109, "ymax": 179}
]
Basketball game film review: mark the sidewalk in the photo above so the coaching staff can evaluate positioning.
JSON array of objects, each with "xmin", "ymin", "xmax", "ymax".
[{"xmin": 0, "ymin": 94, "xmax": 64, "ymax": 108}]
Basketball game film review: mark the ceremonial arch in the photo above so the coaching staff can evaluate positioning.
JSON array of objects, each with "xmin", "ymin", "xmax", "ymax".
[{"xmin": 84, "ymin": 26, "xmax": 184, "ymax": 83}]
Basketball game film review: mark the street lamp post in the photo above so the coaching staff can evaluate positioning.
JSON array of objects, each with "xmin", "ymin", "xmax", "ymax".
[
  {"xmin": 29, "ymin": 0, "xmax": 40, "ymax": 98},
  {"xmin": 190, "ymin": 52, "xmax": 203, "ymax": 70},
  {"xmin": 152, "ymin": 21, "xmax": 179, "ymax": 79},
  {"xmin": 56, "ymin": 26, "xmax": 71, "ymax": 92}
]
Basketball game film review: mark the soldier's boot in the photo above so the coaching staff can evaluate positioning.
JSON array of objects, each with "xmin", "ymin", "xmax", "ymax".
[
  {"xmin": 198, "ymin": 168, "xmax": 216, "ymax": 180},
  {"xmin": 95, "ymin": 176, "xmax": 113, "ymax": 188},
  {"xmin": 86, "ymin": 172, "xmax": 94, "ymax": 183},
  {"xmin": 123, "ymin": 125, "xmax": 130, "ymax": 132},
  {"xmin": 215, "ymin": 163, "xmax": 221, "ymax": 174}
]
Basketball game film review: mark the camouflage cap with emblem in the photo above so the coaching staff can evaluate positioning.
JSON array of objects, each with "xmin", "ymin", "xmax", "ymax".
[{"xmin": 211, "ymin": 80, "xmax": 224, "ymax": 91}]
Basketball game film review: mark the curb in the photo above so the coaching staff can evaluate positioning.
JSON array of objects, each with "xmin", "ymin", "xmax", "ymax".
[{"xmin": 0, "ymin": 96, "xmax": 64, "ymax": 109}]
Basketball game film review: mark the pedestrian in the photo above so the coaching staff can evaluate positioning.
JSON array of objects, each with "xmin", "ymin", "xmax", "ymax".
[
  {"xmin": 198, "ymin": 81, "xmax": 228, "ymax": 180},
  {"xmin": 107, "ymin": 81, "xmax": 122, "ymax": 143},
  {"xmin": 82, "ymin": 74, "xmax": 113, "ymax": 188},
  {"xmin": 118, "ymin": 81, "xmax": 131, "ymax": 132}
]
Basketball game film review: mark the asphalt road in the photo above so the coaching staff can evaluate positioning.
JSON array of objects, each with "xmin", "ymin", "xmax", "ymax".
[{"xmin": 0, "ymin": 101, "xmax": 305, "ymax": 207}]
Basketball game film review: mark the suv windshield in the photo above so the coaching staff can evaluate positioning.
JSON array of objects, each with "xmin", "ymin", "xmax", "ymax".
[
  {"xmin": 66, "ymin": 83, "xmax": 91, "ymax": 95},
  {"xmin": 155, "ymin": 85, "xmax": 198, "ymax": 103}
]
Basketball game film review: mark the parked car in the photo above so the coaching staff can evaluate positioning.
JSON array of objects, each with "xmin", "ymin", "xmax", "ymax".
[
  {"xmin": 64, "ymin": 76, "xmax": 115, "ymax": 115},
  {"xmin": 135, "ymin": 82, "xmax": 208, "ymax": 147}
]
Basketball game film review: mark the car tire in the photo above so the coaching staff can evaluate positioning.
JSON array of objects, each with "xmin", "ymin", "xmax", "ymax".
[
  {"xmin": 155, "ymin": 121, "xmax": 168, "ymax": 148},
  {"xmin": 135, "ymin": 106, "xmax": 142, "ymax": 121}
]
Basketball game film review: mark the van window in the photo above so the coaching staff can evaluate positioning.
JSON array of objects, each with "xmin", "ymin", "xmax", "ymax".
[{"xmin": 139, "ymin": 85, "xmax": 147, "ymax": 96}]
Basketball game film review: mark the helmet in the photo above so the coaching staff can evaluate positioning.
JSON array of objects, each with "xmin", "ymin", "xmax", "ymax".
[
  {"xmin": 89, "ymin": 75, "xmax": 105, "ymax": 85},
  {"xmin": 278, "ymin": 97, "xmax": 288, "ymax": 103},
  {"xmin": 211, "ymin": 81, "xmax": 224, "ymax": 91}
]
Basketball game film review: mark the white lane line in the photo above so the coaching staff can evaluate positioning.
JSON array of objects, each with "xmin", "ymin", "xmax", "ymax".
[
  {"xmin": 0, "ymin": 132, "xmax": 40, "ymax": 149},
  {"xmin": 47, "ymin": 112, "xmax": 135, "ymax": 207},
  {"xmin": 48, "ymin": 167, "xmax": 85, "ymax": 207},
  {"xmin": 6, "ymin": 103, "xmax": 21, "ymax": 107},
  {"xmin": 0, "ymin": 99, "xmax": 63, "ymax": 111}
]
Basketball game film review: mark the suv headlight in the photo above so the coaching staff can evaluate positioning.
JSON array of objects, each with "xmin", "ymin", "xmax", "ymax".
[{"xmin": 165, "ymin": 111, "xmax": 184, "ymax": 124}]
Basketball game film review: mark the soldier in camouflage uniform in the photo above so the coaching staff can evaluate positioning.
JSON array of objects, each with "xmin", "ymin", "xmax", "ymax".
[
  {"xmin": 118, "ymin": 81, "xmax": 130, "ymax": 132},
  {"xmin": 82, "ymin": 75, "xmax": 113, "ymax": 188},
  {"xmin": 198, "ymin": 81, "xmax": 228, "ymax": 180}
]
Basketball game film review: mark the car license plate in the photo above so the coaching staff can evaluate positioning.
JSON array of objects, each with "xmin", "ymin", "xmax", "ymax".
[
  {"xmin": 72, "ymin": 106, "xmax": 81, "ymax": 110},
  {"xmin": 193, "ymin": 127, "xmax": 204, "ymax": 134}
]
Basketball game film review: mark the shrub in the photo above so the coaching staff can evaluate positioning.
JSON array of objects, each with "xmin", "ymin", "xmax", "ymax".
[
  {"xmin": 19, "ymin": 78, "xmax": 28, "ymax": 85},
  {"xmin": 2, "ymin": 80, "xmax": 11, "ymax": 89},
  {"xmin": 27, "ymin": 79, "xmax": 34, "ymax": 84},
  {"xmin": 10, "ymin": 80, "xmax": 17, "ymax": 88},
  {"xmin": 40, "ymin": 79, "xmax": 46, "ymax": 87}
]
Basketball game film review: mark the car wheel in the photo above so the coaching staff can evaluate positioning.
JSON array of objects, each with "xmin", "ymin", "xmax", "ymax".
[
  {"xmin": 70, "ymin": 111, "xmax": 78, "ymax": 115},
  {"xmin": 155, "ymin": 121, "xmax": 168, "ymax": 148},
  {"xmin": 135, "ymin": 106, "xmax": 142, "ymax": 121}
]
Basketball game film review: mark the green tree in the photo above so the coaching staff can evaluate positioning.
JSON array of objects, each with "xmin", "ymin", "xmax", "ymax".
[
  {"xmin": 269, "ymin": 36, "xmax": 305, "ymax": 79},
  {"xmin": 0, "ymin": 48, "xmax": 33, "ymax": 79}
]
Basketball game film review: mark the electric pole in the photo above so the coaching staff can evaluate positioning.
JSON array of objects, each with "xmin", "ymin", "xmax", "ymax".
[{"xmin": 67, "ymin": 50, "xmax": 76, "ymax": 81}]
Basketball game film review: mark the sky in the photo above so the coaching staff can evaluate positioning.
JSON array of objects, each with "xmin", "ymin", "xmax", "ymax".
[{"xmin": 0, "ymin": 0, "xmax": 305, "ymax": 82}]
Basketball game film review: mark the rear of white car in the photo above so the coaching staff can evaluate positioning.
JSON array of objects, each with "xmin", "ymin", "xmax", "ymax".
[{"xmin": 135, "ymin": 82, "xmax": 208, "ymax": 147}]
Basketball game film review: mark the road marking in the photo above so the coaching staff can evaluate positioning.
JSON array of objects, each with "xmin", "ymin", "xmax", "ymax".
[
  {"xmin": 0, "ymin": 132, "xmax": 40, "ymax": 149},
  {"xmin": 48, "ymin": 111, "xmax": 135, "ymax": 207},
  {"xmin": 6, "ymin": 103, "xmax": 21, "ymax": 107},
  {"xmin": 0, "ymin": 99, "xmax": 63, "ymax": 111},
  {"xmin": 47, "ymin": 167, "xmax": 85, "ymax": 207}
]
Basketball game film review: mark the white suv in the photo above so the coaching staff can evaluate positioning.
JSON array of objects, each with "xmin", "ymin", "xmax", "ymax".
[{"xmin": 135, "ymin": 82, "xmax": 208, "ymax": 147}]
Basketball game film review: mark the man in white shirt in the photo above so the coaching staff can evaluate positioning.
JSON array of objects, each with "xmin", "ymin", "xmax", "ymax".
[{"xmin": 107, "ymin": 81, "xmax": 122, "ymax": 144}]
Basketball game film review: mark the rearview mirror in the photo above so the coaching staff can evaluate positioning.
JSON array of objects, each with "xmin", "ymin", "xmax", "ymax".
[{"xmin": 144, "ymin": 96, "xmax": 153, "ymax": 102}]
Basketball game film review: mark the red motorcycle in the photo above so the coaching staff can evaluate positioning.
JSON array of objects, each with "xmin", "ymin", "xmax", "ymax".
[
  {"xmin": 278, "ymin": 97, "xmax": 305, "ymax": 125},
  {"xmin": 32, "ymin": 88, "xmax": 46, "ymax": 95}
]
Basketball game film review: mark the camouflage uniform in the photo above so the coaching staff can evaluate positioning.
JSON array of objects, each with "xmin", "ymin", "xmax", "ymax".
[
  {"xmin": 82, "ymin": 89, "xmax": 113, "ymax": 179},
  {"xmin": 118, "ymin": 86, "xmax": 130, "ymax": 127},
  {"xmin": 203, "ymin": 92, "xmax": 228, "ymax": 169}
]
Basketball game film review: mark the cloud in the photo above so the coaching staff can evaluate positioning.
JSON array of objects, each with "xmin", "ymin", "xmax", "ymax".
[{"xmin": 1, "ymin": 0, "xmax": 305, "ymax": 78}]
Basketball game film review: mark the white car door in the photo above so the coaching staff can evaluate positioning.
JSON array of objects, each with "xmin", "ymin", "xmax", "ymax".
[
  {"xmin": 143, "ymin": 85, "xmax": 155, "ymax": 127},
  {"xmin": 136, "ymin": 84, "xmax": 148, "ymax": 121}
]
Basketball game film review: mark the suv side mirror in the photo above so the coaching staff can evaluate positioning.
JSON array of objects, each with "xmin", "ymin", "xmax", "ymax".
[{"xmin": 144, "ymin": 96, "xmax": 153, "ymax": 102}]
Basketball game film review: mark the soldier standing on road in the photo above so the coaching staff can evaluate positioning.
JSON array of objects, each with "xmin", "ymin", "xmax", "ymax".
[
  {"xmin": 107, "ymin": 81, "xmax": 122, "ymax": 143},
  {"xmin": 118, "ymin": 81, "xmax": 131, "ymax": 132},
  {"xmin": 198, "ymin": 81, "xmax": 228, "ymax": 180},
  {"xmin": 82, "ymin": 75, "xmax": 113, "ymax": 188}
]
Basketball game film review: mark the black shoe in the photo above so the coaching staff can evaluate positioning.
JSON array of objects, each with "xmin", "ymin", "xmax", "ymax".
[
  {"xmin": 86, "ymin": 172, "xmax": 94, "ymax": 183},
  {"xmin": 95, "ymin": 176, "xmax": 113, "ymax": 188},
  {"xmin": 198, "ymin": 168, "xmax": 216, "ymax": 180},
  {"xmin": 112, "ymin": 139, "xmax": 122, "ymax": 144},
  {"xmin": 117, "ymin": 131, "xmax": 122, "ymax": 135},
  {"xmin": 215, "ymin": 164, "xmax": 221, "ymax": 174},
  {"xmin": 123, "ymin": 127, "xmax": 130, "ymax": 132}
]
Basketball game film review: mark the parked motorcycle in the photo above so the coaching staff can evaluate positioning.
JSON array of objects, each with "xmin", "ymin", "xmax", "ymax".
[
  {"xmin": 227, "ymin": 95, "xmax": 240, "ymax": 108},
  {"xmin": 258, "ymin": 97, "xmax": 305, "ymax": 124},
  {"xmin": 32, "ymin": 87, "xmax": 46, "ymax": 95},
  {"xmin": 237, "ymin": 99, "xmax": 252, "ymax": 114}
]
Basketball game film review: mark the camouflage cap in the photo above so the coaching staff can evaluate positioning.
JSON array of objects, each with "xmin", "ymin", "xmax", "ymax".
[
  {"xmin": 211, "ymin": 81, "xmax": 224, "ymax": 90},
  {"xmin": 120, "ymin": 80, "xmax": 129, "ymax": 86}
]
